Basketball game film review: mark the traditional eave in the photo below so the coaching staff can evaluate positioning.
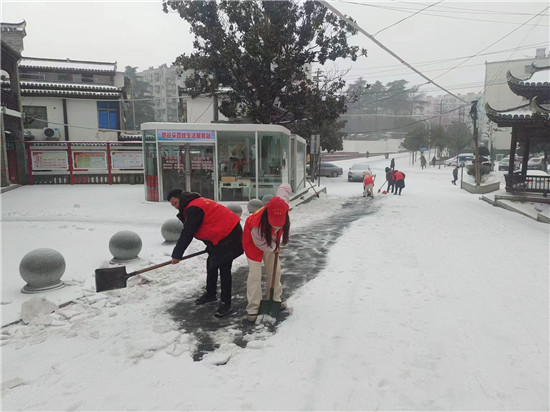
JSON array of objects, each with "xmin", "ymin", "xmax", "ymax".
[
  {"xmin": 507, "ymin": 64, "xmax": 550, "ymax": 100},
  {"xmin": 20, "ymin": 88, "xmax": 121, "ymax": 99},
  {"xmin": 19, "ymin": 57, "xmax": 117, "ymax": 73},
  {"xmin": 20, "ymin": 81, "xmax": 119, "ymax": 92},
  {"xmin": 0, "ymin": 21, "xmax": 26, "ymax": 35},
  {"xmin": 485, "ymin": 102, "xmax": 550, "ymax": 127},
  {"xmin": 531, "ymin": 95, "xmax": 550, "ymax": 116}
]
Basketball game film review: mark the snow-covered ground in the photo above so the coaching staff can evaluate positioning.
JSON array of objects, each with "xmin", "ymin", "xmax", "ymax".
[{"xmin": 1, "ymin": 153, "xmax": 548, "ymax": 410}]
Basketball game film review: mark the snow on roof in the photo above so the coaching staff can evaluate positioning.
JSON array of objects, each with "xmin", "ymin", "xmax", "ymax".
[
  {"xmin": 20, "ymin": 88, "xmax": 120, "ymax": 98},
  {"xmin": 21, "ymin": 81, "xmax": 119, "ymax": 91},
  {"xmin": 19, "ymin": 58, "xmax": 116, "ymax": 72}
]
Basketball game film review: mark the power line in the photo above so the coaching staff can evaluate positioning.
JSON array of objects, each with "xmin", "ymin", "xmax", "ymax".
[
  {"xmin": 320, "ymin": 0, "xmax": 470, "ymax": 104},
  {"xmin": 373, "ymin": 1, "xmax": 444, "ymax": 36}
]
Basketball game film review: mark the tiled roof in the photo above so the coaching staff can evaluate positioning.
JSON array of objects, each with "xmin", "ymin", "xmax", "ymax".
[
  {"xmin": 19, "ymin": 58, "xmax": 116, "ymax": 72},
  {"xmin": 21, "ymin": 88, "xmax": 121, "ymax": 98},
  {"xmin": 21, "ymin": 81, "xmax": 119, "ymax": 91},
  {"xmin": 485, "ymin": 102, "xmax": 549, "ymax": 127}
]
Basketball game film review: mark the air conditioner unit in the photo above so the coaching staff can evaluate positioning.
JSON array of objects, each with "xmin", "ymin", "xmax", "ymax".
[{"xmin": 42, "ymin": 127, "xmax": 60, "ymax": 140}]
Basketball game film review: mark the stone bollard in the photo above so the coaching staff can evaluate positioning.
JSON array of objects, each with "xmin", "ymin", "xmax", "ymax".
[
  {"xmin": 19, "ymin": 248, "xmax": 66, "ymax": 293},
  {"xmin": 262, "ymin": 194, "xmax": 273, "ymax": 204},
  {"xmin": 247, "ymin": 198, "xmax": 264, "ymax": 214},
  {"xmin": 227, "ymin": 203, "xmax": 243, "ymax": 217},
  {"xmin": 109, "ymin": 230, "xmax": 142, "ymax": 263},
  {"xmin": 161, "ymin": 218, "xmax": 183, "ymax": 244}
]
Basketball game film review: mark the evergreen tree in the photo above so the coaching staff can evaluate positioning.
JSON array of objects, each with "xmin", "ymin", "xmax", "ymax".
[{"xmin": 162, "ymin": 0, "xmax": 366, "ymax": 149}]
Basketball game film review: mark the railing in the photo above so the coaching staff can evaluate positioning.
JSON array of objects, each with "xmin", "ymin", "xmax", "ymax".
[
  {"xmin": 25, "ymin": 141, "xmax": 144, "ymax": 185},
  {"xmin": 505, "ymin": 172, "xmax": 550, "ymax": 197}
]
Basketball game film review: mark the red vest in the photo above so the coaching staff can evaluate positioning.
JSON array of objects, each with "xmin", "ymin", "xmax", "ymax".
[
  {"xmin": 363, "ymin": 175, "xmax": 374, "ymax": 185},
  {"xmin": 393, "ymin": 171, "xmax": 404, "ymax": 181},
  {"xmin": 185, "ymin": 197, "xmax": 240, "ymax": 246},
  {"xmin": 242, "ymin": 205, "xmax": 281, "ymax": 262}
]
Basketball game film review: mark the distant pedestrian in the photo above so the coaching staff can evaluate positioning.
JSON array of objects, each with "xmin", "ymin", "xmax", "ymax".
[
  {"xmin": 393, "ymin": 170, "xmax": 405, "ymax": 195},
  {"xmin": 431, "ymin": 156, "xmax": 437, "ymax": 167},
  {"xmin": 452, "ymin": 166, "xmax": 459, "ymax": 185},
  {"xmin": 385, "ymin": 167, "xmax": 395, "ymax": 194},
  {"xmin": 420, "ymin": 154, "xmax": 427, "ymax": 169},
  {"xmin": 390, "ymin": 158, "xmax": 395, "ymax": 170},
  {"xmin": 362, "ymin": 170, "xmax": 375, "ymax": 197}
]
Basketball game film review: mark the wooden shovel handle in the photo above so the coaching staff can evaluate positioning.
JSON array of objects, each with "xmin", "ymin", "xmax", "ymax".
[{"xmin": 133, "ymin": 249, "xmax": 208, "ymax": 276}]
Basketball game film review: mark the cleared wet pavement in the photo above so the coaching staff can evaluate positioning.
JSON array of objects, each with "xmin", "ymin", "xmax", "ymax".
[{"xmin": 167, "ymin": 196, "xmax": 379, "ymax": 361}]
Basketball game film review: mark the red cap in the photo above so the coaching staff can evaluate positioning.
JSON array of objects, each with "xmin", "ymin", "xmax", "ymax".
[{"xmin": 267, "ymin": 196, "xmax": 289, "ymax": 227}]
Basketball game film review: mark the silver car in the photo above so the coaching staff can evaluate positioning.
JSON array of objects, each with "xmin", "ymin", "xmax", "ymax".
[
  {"xmin": 348, "ymin": 163, "xmax": 371, "ymax": 182},
  {"xmin": 319, "ymin": 162, "xmax": 343, "ymax": 177}
]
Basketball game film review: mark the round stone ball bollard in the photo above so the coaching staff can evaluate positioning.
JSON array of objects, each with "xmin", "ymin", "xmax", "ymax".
[
  {"xmin": 109, "ymin": 230, "xmax": 142, "ymax": 263},
  {"xmin": 262, "ymin": 194, "xmax": 273, "ymax": 204},
  {"xmin": 19, "ymin": 248, "xmax": 66, "ymax": 294},
  {"xmin": 227, "ymin": 203, "xmax": 243, "ymax": 217},
  {"xmin": 247, "ymin": 198, "xmax": 264, "ymax": 214},
  {"xmin": 161, "ymin": 218, "xmax": 183, "ymax": 244}
]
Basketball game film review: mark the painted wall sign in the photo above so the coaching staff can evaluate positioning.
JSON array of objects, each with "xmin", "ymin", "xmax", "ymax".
[
  {"xmin": 111, "ymin": 151, "xmax": 144, "ymax": 169},
  {"xmin": 31, "ymin": 151, "xmax": 68, "ymax": 170},
  {"xmin": 158, "ymin": 130, "xmax": 215, "ymax": 142}
]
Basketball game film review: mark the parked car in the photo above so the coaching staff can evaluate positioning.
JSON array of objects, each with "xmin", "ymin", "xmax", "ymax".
[
  {"xmin": 527, "ymin": 156, "xmax": 545, "ymax": 170},
  {"xmin": 319, "ymin": 162, "xmax": 343, "ymax": 177},
  {"xmin": 498, "ymin": 155, "xmax": 520, "ymax": 171},
  {"xmin": 444, "ymin": 153, "xmax": 474, "ymax": 167},
  {"xmin": 348, "ymin": 163, "xmax": 371, "ymax": 182}
]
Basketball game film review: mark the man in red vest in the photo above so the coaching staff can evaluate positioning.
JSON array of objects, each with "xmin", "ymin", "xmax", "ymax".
[
  {"xmin": 392, "ymin": 170, "xmax": 406, "ymax": 195},
  {"xmin": 167, "ymin": 190, "xmax": 243, "ymax": 318}
]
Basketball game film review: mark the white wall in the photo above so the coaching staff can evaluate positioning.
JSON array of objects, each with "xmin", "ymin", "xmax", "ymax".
[
  {"xmin": 67, "ymin": 99, "xmax": 116, "ymax": 141},
  {"xmin": 21, "ymin": 96, "xmax": 65, "ymax": 140},
  {"xmin": 21, "ymin": 96, "xmax": 118, "ymax": 141},
  {"xmin": 184, "ymin": 96, "xmax": 228, "ymax": 123},
  {"xmin": 342, "ymin": 139, "xmax": 404, "ymax": 154}
]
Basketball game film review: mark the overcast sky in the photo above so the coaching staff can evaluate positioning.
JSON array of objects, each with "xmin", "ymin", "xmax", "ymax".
[{"xmin": 1, "ymin": 0, "xmax": 548, "ymax": 97}]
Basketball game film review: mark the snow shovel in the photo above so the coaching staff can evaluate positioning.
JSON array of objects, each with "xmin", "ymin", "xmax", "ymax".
[
  {"xmin": 306, "ymin": 178, "xmax": 320, "ymax": 197},
  {"xmin": 95, "ymin": 249, "xmax": 207, "ymax": 292},
  {"xmin": 377, "ymin": 180, "xmax": 387, "ymax": 193},
  {"xmin": 257, "ymin": 250, "xmax": 281, "ymax": 320}
]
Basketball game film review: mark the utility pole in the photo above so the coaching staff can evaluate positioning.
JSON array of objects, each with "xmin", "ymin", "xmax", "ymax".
[{"xmin": 470, "ymin": 100, "xmax": 481, "ymax": 186}]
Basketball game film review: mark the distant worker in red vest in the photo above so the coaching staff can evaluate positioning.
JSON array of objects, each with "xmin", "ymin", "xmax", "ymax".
[
  {"xmin": 168, "ymin": 189, "xmax": 243, "ymax": 318},
  {"xmin": 242, "ymin": 184, "xmax": 291, "ymax": 323},
  {"xmin": 392, "ymin": 170, "xmax": 406, "ymax": 195},
  {"xmin": 362, "ymin": 170, "xmax": 375, "ymax": 197}
]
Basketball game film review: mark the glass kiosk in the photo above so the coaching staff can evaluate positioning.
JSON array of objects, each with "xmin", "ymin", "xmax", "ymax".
[{"xmin": 141, "ymin": 123, "xmax": 307, "ymax": 202}]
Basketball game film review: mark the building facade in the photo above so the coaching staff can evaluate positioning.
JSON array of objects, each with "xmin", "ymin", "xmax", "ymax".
[
  {"xmin": 1, "ymin": 21, "xmax": 26, "ymax": 185},
  {"xmin": 19, "ymin": 57, "xmax": 127, "ymax": 142},
  {"xmin": 137, "ymin": 64, "xmax": 184, "ymax": 123},
  {"xmin": 483, "ymin": 48, "xmax": 550, "ymax": 155}
]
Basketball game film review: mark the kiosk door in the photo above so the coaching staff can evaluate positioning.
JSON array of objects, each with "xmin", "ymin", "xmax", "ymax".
[
  {"xmin": 189, "ymin": 145, "xmax": 214, "ymax": 200},
  {"xmin": 160, "ymin": 144, "xmax": 214, "ymax": 200}
]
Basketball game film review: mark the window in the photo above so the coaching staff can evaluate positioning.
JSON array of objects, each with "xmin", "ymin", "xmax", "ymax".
[
  {"xmin": 23, "ymin": 105, "xmax": 48, "ymax": 128},
  {"xmin": 82, "ymin": 73, "xmax": 94, "ymax": 83},
  {"xmin": 97, "ymin": 101, "xmax": 118, "ymax": 130}
]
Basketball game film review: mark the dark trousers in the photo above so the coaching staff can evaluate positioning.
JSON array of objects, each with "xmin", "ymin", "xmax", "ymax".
[
  {"xmin": 204, "ymin": 223, "xmax": 243, "ymax": 304},
  {"xmin": 206, "ymin": 257, "xmax": 232, "ymax": 304}
]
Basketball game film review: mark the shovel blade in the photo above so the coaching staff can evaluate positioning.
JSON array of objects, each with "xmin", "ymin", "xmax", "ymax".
[
  {"xmin": 257, "ymin": 298, "xmax": 281, "ymax": 318},
  {"xmin": 95, "ymin": 266, "xmax": 131, "ymax": 292}
]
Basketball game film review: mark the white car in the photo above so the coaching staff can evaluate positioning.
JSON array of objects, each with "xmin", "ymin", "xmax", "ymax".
[
  {"xmin": 498, "ymin": 155, "xmax": 520, "ymax": 171},
  {"xmin": 527, "ymin": 156, "xmax": 545, "ymax": 170},
  {"xmin": 444, "ymin": 153, "xmax": 474, "ymax": 167}
]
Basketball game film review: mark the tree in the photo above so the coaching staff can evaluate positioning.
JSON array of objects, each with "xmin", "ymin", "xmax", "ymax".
[
  {"xmin": 162, "ymin": 0, "xmax": 366, "ymax": 147},
  {"xmin": 124, "ymin": 66, "xmax": 155, "ymax": 130},
  {"xmin": 446, "ymin": 121, "xmax": 473, "ymax": 156},
  {"xmin": 402, "ymin": 124, "xmax": 429, "ymax": 153}
]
